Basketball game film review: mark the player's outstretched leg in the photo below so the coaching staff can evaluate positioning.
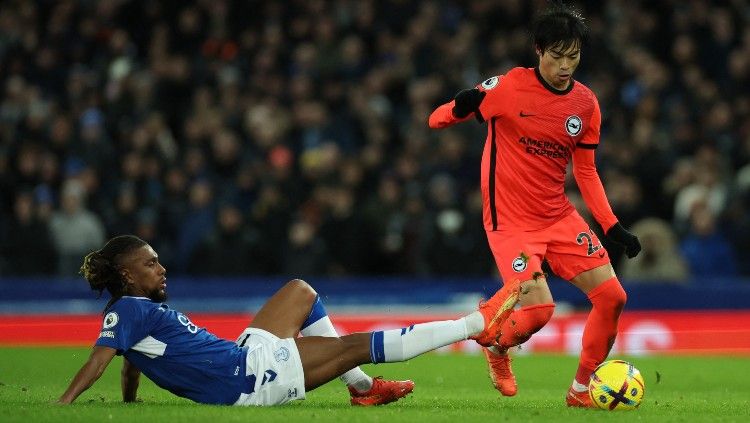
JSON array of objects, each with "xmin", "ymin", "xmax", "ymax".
[
  {"xmin": 296, "ymin": 285, "xmax": 520, "ymax": 404},
  {"xmin": 290, "ymin": 280, "xmax": 416, "ymax": 406},
  {"xmin": 302, "ymin": 293, "xmax": 415, "ymax": 406},
  {"xmin": 245, "ymin": 279, "xmax": 413, "ymax": 406},
  {"xmin": 349, "ymin": 280, "xmax": 520, "ymax": 405},
  {"xmin": 483, "ymin": 281, "xmax": 556, "ymax": 397}
]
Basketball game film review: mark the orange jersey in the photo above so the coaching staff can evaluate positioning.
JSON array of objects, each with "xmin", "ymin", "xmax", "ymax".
[{"xmin": 429, "ymin": 67, "xmax": 618, "ymax": 232}]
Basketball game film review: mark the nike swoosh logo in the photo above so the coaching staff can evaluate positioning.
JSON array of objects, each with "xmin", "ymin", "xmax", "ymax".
[{"xmin": 519, "ymin": 112, "xmax": 536, "ymax": 117}]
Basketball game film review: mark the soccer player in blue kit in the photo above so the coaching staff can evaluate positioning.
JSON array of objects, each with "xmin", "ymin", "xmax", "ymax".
[{"xmin": 58, "ymin": 235, "xmax": 522, "ymax": 406}]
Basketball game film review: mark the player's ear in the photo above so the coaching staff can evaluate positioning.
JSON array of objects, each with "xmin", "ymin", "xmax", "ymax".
[{"xmin": 120, "ymin": 268, "xmax": 133, "ymax": 285}]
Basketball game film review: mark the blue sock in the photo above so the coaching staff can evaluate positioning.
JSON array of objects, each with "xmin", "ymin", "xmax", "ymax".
[
  {"xmin": 370, "ymin": 331, "xmax": 386, "ymax": 363},
  {"xmin": 299, "ymin": 294, "xmax": 373, "ymax": 391},
  {"xmin": 301, "ymin": 295, "xmax": 327, "ymax": 330}
]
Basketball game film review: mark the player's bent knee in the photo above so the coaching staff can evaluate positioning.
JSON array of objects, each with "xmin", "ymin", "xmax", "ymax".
[
  {"xmin": 287, "ymin": 279, "xmax": 318, "ymax": 300},
  {"xmin": 588, "ymin": 278, "xmax": 627, "ymax": 310},
  {"xmin": 613, "ymin": 282, "xmax": 627, "ymax": 307}
]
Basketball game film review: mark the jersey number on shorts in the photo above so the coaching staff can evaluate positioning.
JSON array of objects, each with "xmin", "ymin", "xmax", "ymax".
[{"xmin": 576, "ymin": 230, "xmax": 602, "ymax": 256}]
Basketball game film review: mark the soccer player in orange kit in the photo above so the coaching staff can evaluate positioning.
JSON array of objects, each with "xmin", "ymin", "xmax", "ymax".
[{"xmin": 428, "ymin": 4, "xmax": 641, "ymax": 407}]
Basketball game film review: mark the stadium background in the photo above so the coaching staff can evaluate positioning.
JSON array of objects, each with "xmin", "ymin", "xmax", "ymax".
[{"xmin": 1, "ymin": 0, "xmax": 749, "ymax": 355}]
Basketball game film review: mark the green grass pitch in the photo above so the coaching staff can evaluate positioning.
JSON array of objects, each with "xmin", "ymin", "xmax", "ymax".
[{"xmin": 1, "ymin": 347, "xmax": 749, "ymax": 422}]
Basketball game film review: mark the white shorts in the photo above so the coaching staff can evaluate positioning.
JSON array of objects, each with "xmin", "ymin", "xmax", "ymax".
[{"xmin": 232, "ymin": 328, "xmax": 306, "ymax": 406}]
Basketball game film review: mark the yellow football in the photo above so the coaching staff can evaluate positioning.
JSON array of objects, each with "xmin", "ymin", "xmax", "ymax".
[{"xmin": 589, "ymin": 360, "xmax": 645, "ymax": 410}]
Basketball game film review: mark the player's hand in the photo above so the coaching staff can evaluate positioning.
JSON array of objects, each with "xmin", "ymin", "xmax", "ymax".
[
  {"xmin": 605, "ymin": 222, "xmax": 641, "ymax": 258},
  {"xmin": 452, "ymin": 88, "xmax": 486, "ymax": 119}
]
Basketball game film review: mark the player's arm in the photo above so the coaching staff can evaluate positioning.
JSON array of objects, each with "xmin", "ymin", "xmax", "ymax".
[
  {"xmin": 572, "ymin": 102, "xmax": 641, "ymax": 258},
  {"xmin": 428, "ymin": 89, "xmax": 486, "ymax": 129},
  {"xmin": 121, "ymin": 358, "xmax": 141, "ymax": 402},
  {"xmin": 58, "ymin": 346, "xmax": 117, "ymax": 404},
  {"xmin": 429, "ymin": 75, "xmax": 507, "ymax": 128},
  {"xmin": 572, "ymin": 147, "xmax": 618, "ymax": 231}
]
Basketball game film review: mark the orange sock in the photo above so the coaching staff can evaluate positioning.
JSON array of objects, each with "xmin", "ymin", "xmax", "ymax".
[
  {"xmin": 497, "ymin": 303, "xmax": 555, "ymax": 349},
  {"xmin": 574, "ymin": 277, "xmax": 627, "ymax": 386}
]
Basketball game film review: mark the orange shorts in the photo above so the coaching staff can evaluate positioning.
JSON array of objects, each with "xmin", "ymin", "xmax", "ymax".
[{"xmin": 486, "ymin": 210, "xmax": 610, "ymax": 282}]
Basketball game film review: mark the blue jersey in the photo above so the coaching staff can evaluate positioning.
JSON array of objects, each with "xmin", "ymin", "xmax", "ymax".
[{"xmin": 95, "ymin": 296, "xmax": 252, "ymax": 405}]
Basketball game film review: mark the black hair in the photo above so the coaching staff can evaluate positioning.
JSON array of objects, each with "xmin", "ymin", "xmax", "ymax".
[
  {"xmin": 531, "ymin": 2, "xmax": 589, "ymax": 54},
  {"xmin": 80, "ymin": 235, "xmax": 148, "ymax": 312}
]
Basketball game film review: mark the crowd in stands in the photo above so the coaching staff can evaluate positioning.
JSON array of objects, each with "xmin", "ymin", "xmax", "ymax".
[{"xmin": 1, "ymin": 0, "xmax": 748, "ymax": 281}]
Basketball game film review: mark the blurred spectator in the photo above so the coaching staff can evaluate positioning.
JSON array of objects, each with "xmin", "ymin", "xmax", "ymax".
[
  {"xmin": 605, "ymin": 173, "xmax": 645, "ymax": 230},
  {"xmin": 672, "ymin": 147, "xmax": 729, "ymax": 234},
  {"xmin": 107, "ymin": 184, "xmax": 140, "ymax": 236},
  {"xmin": 133, "ymin": 207, "xmax": 176, "ymax": 271},
  {"xmin": 360, "ymin": 173, "xmax": 412, "ymax": 274},
  {"xmin": 159, "ymin": 167, "xmax": 189, "ymax": 244},
  {"xmin": 282, "ymin": 218, "xmax": 328, "ymax": 276},
  {"xmin": 250, "ymin": 183, "xmax": 292, "ymax": 274},
  {"xmin": 680, "ymin": 203, "xmax": 737, "ymax": 278},
  {"xmin": 49, "ymin": 179, "xmax": 106, "ymax": 276},
  {"xmin": 722, "ymin": 191, "xmax": 750, "ymax": 276},
  {"xmin": 0, "ymin": 192, "xmax": 57, "ymax": 275},
  {"xmin": 76, "ymin": 108, "xmax": 115, "ymax": 173},
  {"xmin": 421, "ymin": 173, "xmax": 481, "ymax": 275},
  {"xmin": 175, "ymin": 179, "xmax": 215, "ymax": 273},
  {"xmin": 190, "ymin": 203, "xmax": 256, "ymax": 275},
  {"xmin": 318, "ymin": 185, "xmax": 367, "ymax": 275},
  {"xmin": 619, "ymin": 218, "xmax": 689, "ymax": 283}
]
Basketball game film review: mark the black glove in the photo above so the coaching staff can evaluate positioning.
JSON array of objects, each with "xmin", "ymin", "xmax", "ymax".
[
  {"xmin": 605, "ymin": 222, "xmax": 641, "ymax": 258},
  {"xmin": 452, "ymin": 88, "xmax": 486, "ymax": 119}
]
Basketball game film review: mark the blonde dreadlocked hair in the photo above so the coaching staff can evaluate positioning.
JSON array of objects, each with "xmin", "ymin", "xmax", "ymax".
[{"xmin": 80, "ymin": 235, "xmax": 147, "ymax": 312}]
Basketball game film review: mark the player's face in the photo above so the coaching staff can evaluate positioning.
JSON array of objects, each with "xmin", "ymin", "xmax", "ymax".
[
  {"xmin": 121, "ymin": 245, "xmax": 168, "ymax": 302},
  {"xmin": 537, "ymin": 41, "xmax": 581, "ymax": 90}
]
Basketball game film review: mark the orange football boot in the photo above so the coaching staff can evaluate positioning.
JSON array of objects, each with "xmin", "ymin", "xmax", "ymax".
[
  {"xmin": 470, "ymin": 279, "xmax": 521, "ymax": 347},
  {"xmin": 566, "ymin": 386, "xmax": 596, "ymax": 408},
  {"xmin": 483, "ymin": 347, "xmax": 517, "ymax": 396},
  {"xmin": 349, "ymin": 377, "xmax": 415, "ymax": 406}
]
